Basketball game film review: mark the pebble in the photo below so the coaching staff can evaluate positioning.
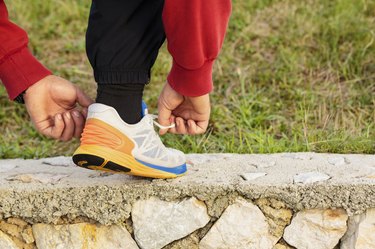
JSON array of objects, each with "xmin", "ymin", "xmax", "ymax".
[
  {"xmin": 327, "ymin": 156, "xmax": 348, "ymax": 166},
  {"xmin": 294, "ymin": 172, "xmax": 331, "ymax": 184},
  {"xmin": 240, "ymin": 172, "xmax": 267, "ymax": 181},
  {"xmin": 252, "ymin": 161, "xmax": 276, "ymax": 168}
]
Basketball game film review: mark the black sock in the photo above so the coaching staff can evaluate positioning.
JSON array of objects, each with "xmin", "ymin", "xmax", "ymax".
[{"xmin": 96, "ymin": 84, "xmax": 144, "ymax": 124}]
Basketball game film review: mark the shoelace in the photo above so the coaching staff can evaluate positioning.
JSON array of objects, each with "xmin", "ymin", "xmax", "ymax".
[
  {"xmin": 141, "ymin": 114, "xmax": 174, "ymax": 158},
  {"xmin": 149, "ymin": 114, "xmax": 176, "ymax": 130}
]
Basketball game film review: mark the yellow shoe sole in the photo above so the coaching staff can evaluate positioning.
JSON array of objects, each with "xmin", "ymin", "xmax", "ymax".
[{"xmin": 72, "ymin": 145, "xmax": 186, "ymax": 179}]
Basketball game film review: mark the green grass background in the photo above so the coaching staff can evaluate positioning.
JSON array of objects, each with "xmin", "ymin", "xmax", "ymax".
[{"xmin": 1, "ymin": 0, "xmax": 374, "ymax": 158}]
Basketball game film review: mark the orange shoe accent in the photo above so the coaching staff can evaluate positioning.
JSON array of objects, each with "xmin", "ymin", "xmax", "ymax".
[{"xmin": 81, "ymin": 118, "xmax": 135, "ymax": 154}]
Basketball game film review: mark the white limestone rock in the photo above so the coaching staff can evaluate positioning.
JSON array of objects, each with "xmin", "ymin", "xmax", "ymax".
[
  {"xmin": 132, "ymin": 197, "xmax": 210, "ymax": 249},
  {"xmin": 33, "ymin": 223, "xmax": 138, "ymax": 249},
  {"xmin": 341, "ymin": 208, "xmax": 375, "ymax": 249},
  {"xmin": 283, "ymin": 209, "xmax": 348, "ymax": 249},
  {"xmin": 200, "ymin": 198, "xmax": 278, "ymax": 249},
  {"xmin": 241, "ymin": 172, "xmax": 267, "ymax": 181},
  {"xmin": 0, "ymin": 230, "xmax": 19, "ymax": 249},
  {"xmin": 293, "ymin": 172, "xmax": 331, "ymax": 184}
]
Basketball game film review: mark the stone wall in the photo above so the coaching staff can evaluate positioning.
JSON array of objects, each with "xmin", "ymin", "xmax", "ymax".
[
  {"xmin": 0, "ymin": 198, "xmax": 374, "ymax": 248},
  {"xmin": 0, "ymin": 153, "xmax": 375, "ymax": 249}
]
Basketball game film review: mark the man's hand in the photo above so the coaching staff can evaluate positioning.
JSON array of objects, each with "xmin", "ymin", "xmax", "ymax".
[
  {"xmin": 158, "ymin": 82, "xmax": 210, "ymax": 135},
  {"xmin": 24, "ymin": 75, "xmax": 93, "ymax": 141}
]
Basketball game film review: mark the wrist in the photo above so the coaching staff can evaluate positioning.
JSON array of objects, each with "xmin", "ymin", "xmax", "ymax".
[
  {"xmin": 187, "ymin": 94, "xmax": 211, "ymax": 114},
  {"xmin": 14, "ymin": 76, "xmax": 52, "ymax": 104},
  {"xmin": 23, "ymin": 75, "xmax": 53, "ymax": 105}
]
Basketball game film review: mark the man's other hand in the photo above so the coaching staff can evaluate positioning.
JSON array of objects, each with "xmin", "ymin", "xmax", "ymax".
[
  {"xmin": 24, "ymin": 75, "xmax": 93, "ymax": 141},
  {"xmin": 158, "ymin": 82, "xmax": 210, "ymax": 135}
]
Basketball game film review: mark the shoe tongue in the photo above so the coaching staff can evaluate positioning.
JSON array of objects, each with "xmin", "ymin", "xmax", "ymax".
[{"xmin": 141, "ymin": 101, "xmax": 148, "ymax": 117}]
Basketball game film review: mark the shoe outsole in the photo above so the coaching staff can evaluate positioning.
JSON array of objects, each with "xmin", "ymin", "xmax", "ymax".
[
  {"xmin": 72, "ymin": 154, "xmax": 131, "ymax": 173},
  {"xmin": 72, "ymin": 145, "xmax": 186, "ymax": 179}
]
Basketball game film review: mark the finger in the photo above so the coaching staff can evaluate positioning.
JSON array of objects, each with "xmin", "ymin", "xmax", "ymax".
[
  {"xmin": 158, "ymin": 101, "xmax": 173, "ymax": 136},
  {"xmin": 175, "ymin": 117, "xmax": 188, "ymax": 134},
  {"xmin": 46, "ymin": 114, "xmax": 65, "ymax": 139},
  {"xmin": 195, "ymin": 120, "xmax": 209, "ymax": 134},
  {"xmin": 76, "ymin": 86, "xmax": 94, "ymax": 108},
  {"xmin": 60, "ymin": 112, "xmax": 75, "ymax": 141},
  {"xmin": 81, "ymin": 107, "xmax": 88, "ymax": 119},
  {"xmin": 72, "ymin": 110, "xmax": 85, "ymax": 138},
  {"xmin": 187, "ymin": 120, "xmax": 198, "ymax": 135},
  {"xmin": 186, "ymin": 119, "xmax": 208, "ymax": 135},
  {"xmin": 167, "ymin": 115, "xmax": 177, "ymax": 134}
]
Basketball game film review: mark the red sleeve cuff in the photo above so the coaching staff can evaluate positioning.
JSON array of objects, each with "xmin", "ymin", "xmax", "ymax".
[
  {"xmin": 167, "ymin": 60, "xmax": 214, "ymax": 97},
  {"xmin": 0, "ymin": 47, "xmax": 52, "ymax": 100}
]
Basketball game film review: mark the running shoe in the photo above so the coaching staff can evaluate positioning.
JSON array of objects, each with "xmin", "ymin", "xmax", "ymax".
[{"xmin": 72, "ymin": 103, "xmax": 187, "ymax": 178}]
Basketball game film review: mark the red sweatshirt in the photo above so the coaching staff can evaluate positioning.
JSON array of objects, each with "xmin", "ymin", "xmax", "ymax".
[
  {"xmin": 0, "ymin": 1, "xmax": 231, "ymax": 99},
  {"xmin": 0, "ymin": 0, "xmax": 51, "ymax": 100},
  {"xmin": 163, "ymin": 0, "xmax": 232, "ymax": 96}
]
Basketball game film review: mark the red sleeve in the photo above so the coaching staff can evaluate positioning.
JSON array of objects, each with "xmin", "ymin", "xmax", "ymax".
[
  {"xmin": 163, "ymin": 0, "xmax": 231, "ymax": 97},
  {"xmin": 0, "ymin": 0, "xmax": 51, "ymax": 100}
]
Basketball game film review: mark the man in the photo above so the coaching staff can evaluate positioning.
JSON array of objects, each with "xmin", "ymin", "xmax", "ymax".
[{"xmin": 0, "ymin": 0, "xmax": 231, "ymax": 178}]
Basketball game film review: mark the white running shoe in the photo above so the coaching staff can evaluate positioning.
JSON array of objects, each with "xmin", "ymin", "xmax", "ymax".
[{"xmin": 73, "ymin": 103, "xmax": 187, "ymax": 178}]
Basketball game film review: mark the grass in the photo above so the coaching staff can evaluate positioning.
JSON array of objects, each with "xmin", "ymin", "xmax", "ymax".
[{"xmin": 1, "ymin": 0, "xmax": 374, "ymax": 158}]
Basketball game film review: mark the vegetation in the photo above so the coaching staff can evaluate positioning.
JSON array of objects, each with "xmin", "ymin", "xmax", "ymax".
[{"xmin": 1, "ymin": 0, "xmax": 374, "ymax": 158}]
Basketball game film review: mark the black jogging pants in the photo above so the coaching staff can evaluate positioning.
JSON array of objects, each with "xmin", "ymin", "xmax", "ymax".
[{"xmin": 86, "ymin": 0, "xmax": 166, "ymax": 85}]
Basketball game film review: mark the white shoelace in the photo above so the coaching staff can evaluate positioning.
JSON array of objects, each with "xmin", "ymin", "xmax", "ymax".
[{"xmin": 149, "ymin": 114, "xmax": 176, "ymax": 130}]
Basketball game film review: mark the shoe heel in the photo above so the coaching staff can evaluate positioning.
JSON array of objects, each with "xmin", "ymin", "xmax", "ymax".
[{"xmin": 72, "ymin": 153, "xmax": 105, "ymax": 169}]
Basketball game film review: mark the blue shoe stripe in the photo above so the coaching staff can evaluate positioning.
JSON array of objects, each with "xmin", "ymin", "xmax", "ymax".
[{"xmin": 135, "ymin": 159, "xmax": 187, "ymax": 175}]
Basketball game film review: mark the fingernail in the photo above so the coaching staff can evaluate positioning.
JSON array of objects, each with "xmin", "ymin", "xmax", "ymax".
[
  {"xmin": 73, "ymin": 111, "xmax": 80, "ymax": 117},
  {"xmin": 56, "ymin": 114, "xmax": 62, "ymax": 120},
  {"xmin": 65, "ymin": 112, "xmax": 71, "ymax": 120}
]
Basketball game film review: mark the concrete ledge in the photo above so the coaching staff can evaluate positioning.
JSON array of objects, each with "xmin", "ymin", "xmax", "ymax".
[
  {"xmin": 0, "ymin": 153, "xmax": 375, "ymax": 248},
  {"xmin": 1, "ymin": 153, "xmax": 375, "ymax": 223}
]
